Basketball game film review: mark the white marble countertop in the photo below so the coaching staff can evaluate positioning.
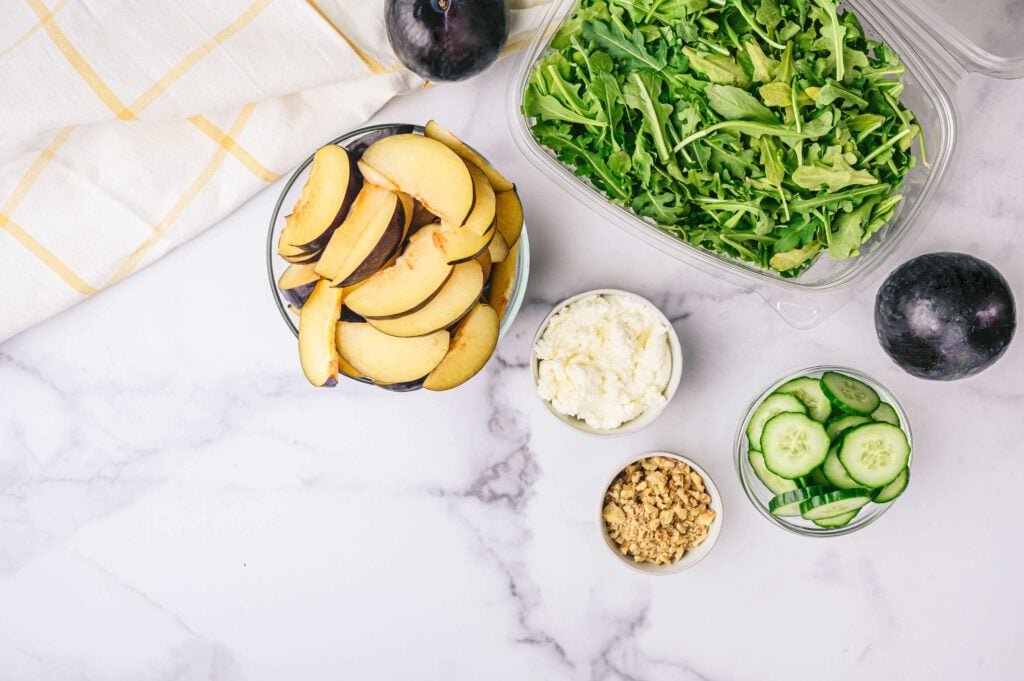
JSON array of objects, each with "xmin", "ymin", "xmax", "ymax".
[{"xmin": 2, "ymin": 56, "xmax": 1022, "ymax": 680}]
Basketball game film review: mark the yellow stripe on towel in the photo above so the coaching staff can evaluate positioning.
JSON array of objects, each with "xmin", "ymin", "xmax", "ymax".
[
  {"xmin": 106, "ymin": 104, "xmax": 257, "ymax": 285},
  {"xmin": 188, "ymin": 115, "xmax": 280, "ymax": 182},
  {"xmin": 0, "ymin": 215, "xmax": 98, "ymax": 295},
  {"xmin": 0, "ymin": 126, "xmax": 97, "ymax": 295},
  {"xmin": 2, "ymin": 127, "xmax": 75, "ymax": 215},
  {"xmin": 305, "ymin": 0, "xmax": 403, "ymax": 75},
  {"xmin": 25, "ymin": 0, "xmax": 136, "ymax": 120},
  {"xmin": 0, "ymin": 0, "xmax": 71, "ymax": 60},
  {"xmin": 129, "ymin": 0, "xmax": 273, "ymax": 114}
]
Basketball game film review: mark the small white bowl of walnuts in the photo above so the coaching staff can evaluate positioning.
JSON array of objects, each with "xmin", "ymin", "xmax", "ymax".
[{"xmin": 600, "ymin": 452, "xmax": 723, "ymax": 575}]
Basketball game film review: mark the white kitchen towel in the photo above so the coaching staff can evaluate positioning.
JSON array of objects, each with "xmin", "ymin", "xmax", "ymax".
[{"xmin": 0, "ymin": 0, "xmax": 549, "ymax": 342}]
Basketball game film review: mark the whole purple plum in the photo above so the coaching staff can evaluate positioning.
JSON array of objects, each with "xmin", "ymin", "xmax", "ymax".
[
  {"xmin": 875, "ymin": 253, "xmax": 1016, "ymax": 380},
  {"xmin": 386, "ymin": 0, "xmax": 509, "ymax": 82}
]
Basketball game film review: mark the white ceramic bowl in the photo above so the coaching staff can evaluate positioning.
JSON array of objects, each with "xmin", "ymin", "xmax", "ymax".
[
  {"xmin": 599, "ymin": 452, "xmax": 723, "ymax": 575},
  {"xmin": 530, "ymin": 289, "xmax": 683, "ymax": 437}
]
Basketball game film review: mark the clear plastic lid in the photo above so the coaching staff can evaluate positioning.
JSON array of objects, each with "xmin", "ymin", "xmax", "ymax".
[{"xmin": 885, "ymin": 0, "xmax": 1024, "ymax": 78}]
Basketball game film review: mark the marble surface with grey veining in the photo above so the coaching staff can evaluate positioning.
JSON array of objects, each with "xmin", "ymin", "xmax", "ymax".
[{"xmin": 1, "ymin": 56, "xmax": 1022, "ymax": 681}]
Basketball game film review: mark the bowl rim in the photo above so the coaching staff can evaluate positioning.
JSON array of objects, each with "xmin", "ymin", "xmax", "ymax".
[
  {"xmin": 529, "ymin": 288, "xmax": 683, "ymax": 437},
  {"xmin": 265, "ymin": 123, "xmax": 530, "ymax": 388},
  {"xmin": 734, "ymin": 365, "xmax": 914, "ymax": 537},
  {"xmin": 598, "ymin": 451, "xmax": 723, "ymax": 575}
]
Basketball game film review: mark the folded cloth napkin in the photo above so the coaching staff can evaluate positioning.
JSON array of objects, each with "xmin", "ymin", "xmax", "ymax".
[{"xmin": 0, "ymin": 0, "xmax": 549, "ymax": 343}]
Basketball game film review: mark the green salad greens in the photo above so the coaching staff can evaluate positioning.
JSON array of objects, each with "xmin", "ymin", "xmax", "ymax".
[{"xmin": 524, "ymin": 0, "xmax": 924, "ymax": 274}]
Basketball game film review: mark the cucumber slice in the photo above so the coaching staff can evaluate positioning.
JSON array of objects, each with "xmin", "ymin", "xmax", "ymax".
[
  {"xmin": 872, "ymin": 467, "xmax": 909, "ymax": 503},
  {"xmin": 821, "ymin": 371, "xmax": 881, "ymax": 416},
  {"xmin": 826, "ymin": 415, "xmax": 871, "ymax": 440},
  {"xmin": 769, "ymin": 486, "xmax": 829, "ymax": 517},
  {"xmin": 871, "ymin": 402, "xmax": 901, "ymax": 426},
  {"xmin": 822, "ymin": 443, "xmax": 862, "ymax": 490},
  {"xmin": 775, "ymin": 377, "xmax": 831, "ymax": 422},
  {"xmin": 761, "ymin": 413, "xmax": 830, "ymax": 479},
  {"xmin": 749, "ymin": 450, "xmax": 800, "ymax": 495},
  {"xmin": 804, "ymin": 467, "xmax": 831, "ymax": 488},
  {"xmin": 799, "ymin": 489, "xmax": 872, "ymax": 521},
  {"xmin": 839, "ymin": 423, "xmax": 911, "ymax": 488},
  {"xmin": 745, "ymin": 393, "xmax": 807, "ymax": 450},
  {"xmin": 812, "ymin": 509, "xmax": 860, "ymax": 528}
]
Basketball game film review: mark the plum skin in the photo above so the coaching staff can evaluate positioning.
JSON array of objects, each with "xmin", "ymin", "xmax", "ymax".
[
  {"xmin": 386, "ymin": 0, "xmax": 509, "ymax": 82},
  {"xmin": 282, "ymin": 282, "xmax": 316, "ymax": 309},
  {"xmin": 875, "ymin": 252, "xmax": 1016, "ymax": 380},
  {"xmin": 345, "ymin": 125, "xmax": 415, "ymax": 160}
]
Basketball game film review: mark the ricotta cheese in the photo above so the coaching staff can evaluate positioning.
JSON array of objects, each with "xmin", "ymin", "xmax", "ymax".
[{"xmin": 535, "ymin": 294, "xmax": 672, "ymax": 430}]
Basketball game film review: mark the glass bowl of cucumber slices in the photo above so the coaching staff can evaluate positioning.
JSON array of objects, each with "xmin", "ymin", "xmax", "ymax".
[{"xmin": 736, "ymin": 367, "xmax": 913, "ymax": 537}]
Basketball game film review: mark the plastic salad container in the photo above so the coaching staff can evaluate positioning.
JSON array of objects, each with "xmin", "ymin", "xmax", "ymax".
[{"xmin": 509, "ymin": 0, "xmax": 1024, "ymax": 328}]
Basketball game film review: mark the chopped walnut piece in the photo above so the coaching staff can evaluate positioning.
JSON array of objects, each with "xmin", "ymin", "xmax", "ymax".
[
  {"xmin": 603, "ymin": 502, "xmax": 625, "ymax": 524},
  {"xmin": 602, "ymin": 456, "xmax": 717, "ymax": 566},
  {"xmin": 697, "ymin": 509, "xmax": 716, "ymax": 527}
]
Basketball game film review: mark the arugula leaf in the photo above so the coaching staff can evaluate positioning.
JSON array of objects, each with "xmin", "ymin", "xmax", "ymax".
[
  {"xmin": 583, "ymin": 21, "xmax": 666, "ymax": 71},
  {"xmin": 773, "ymin": 216, "xmax": 818, "ymax": 253},
  {"xmin": 659, "ymin": 0, "xmax": 711, "ymax": 17},
  {"xmin": 730, "ymin": 0, "xmax": 786, "ymax": 50},
  {"xmin": 635, "ymin": 190, "xmax": 690, "ymax": 223},
  {"xmin": 811, "ymin": 0, "xmax": 847, "ymax": 82},
  {"xmin": 815, "ymin": 80, "xmax": 869, "ymax": 108},
  {"xmin": 706, "ymin": 85, "xmax": 778, "ymax": 124},
  {"xmin": 793, "ymin": 146, "xmax": 878, "ymax": 193},
  {"xmin": 756, "ymin": 0, "xmax": 782, "ymax": 29},
  {"xmin": 744, "ymin": 40, "xmax": 778, "ymax": 83},
  {"xmin": 525, "ymin": 88, "xmax": 607, "ymax": 128},
  {"xmin": 588, "ymin": 71, "xmax": 624, "ymax": 147},
  {"xmin": 771, "ymin": 241, "xmax": 822, "ymax": 271},
  {"xmin": 543, "ymin": 62, "xmax": 591, "ymax": 114},
  {"xmin": 677, "ymin": 110, "xmax": 834, "ymax": 150},
  {"xmin": 590, "ymin": 49, "xmax": 614, "ymax": 72},
  {"xmin": 759, "ymin": 137, "xmax": 789, "ymax": 220},
  {"xmin": 793, "ymin": 163, "xmax": 877, "ymax": 193},
  {"xmin": 863, "ymin": 195, "xmax": 902, "ymax": 238},
  {"xmin": 608, "ymin": 149, "xmax": 632, "ymax": 176},
  {"xmin": 759, "ymin": 138, "xmax": 785, "ymax": 186},
  {"xmin": 759, "ymin": 82, "xmax": 814, "ymax": 109},
  {"xmin": 829, "ymin": 197, "xmax": 881, "ymax": 259},
  {"xmin": 632, "ymin": 134, "xmax": 655, "ymax": 186},
  {"xmin": 843, "ymin": 46, "xmax": 871, "ymax": 82},
  {"xmin": 683, "ymin": 47, "xmax": 751, "ymax": 87},
  {"xmin": 776, "ymin": 41, "xmax": 796, "ymax": 83},
  {"xmin": 623, "ymin": 72, "xmax": 674, "ymax": 162},
  {"xmin": 847, "ymin": 113, "xmax": 886, "ymax": 132},
  {"xmin": 760, "ymin": 82, "xmax": 792, "ymax": 108},
  {"xmin": 790, "ymin": 185, "xmax": 891, "ymax": 212},
  {"xmin": 707, "ymin": 138, "xmax": 757, "ymax": 177}
]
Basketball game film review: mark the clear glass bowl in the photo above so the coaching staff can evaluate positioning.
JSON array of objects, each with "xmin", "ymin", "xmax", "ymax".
[
  {"xmin": 735, "ymin": 366, "xmax": 913, "ymax": 537},
  {"xmin": 266, "ymin": 124, "xmax": 530, "ymax": 389},
  {"xmin": 508, "ymin": 0, "xmax": 960, "ymax": 328}
]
